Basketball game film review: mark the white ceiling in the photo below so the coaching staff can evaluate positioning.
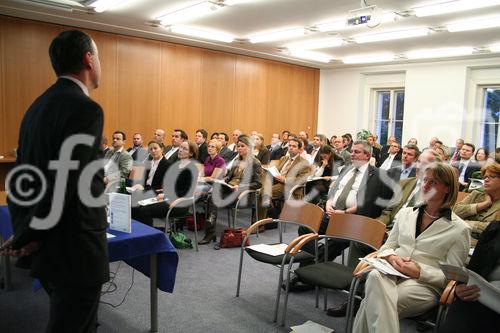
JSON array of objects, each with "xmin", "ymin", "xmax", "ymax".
[{"xmin": 1, "ymin": 0, "xmax": 500, "ymax": 68}]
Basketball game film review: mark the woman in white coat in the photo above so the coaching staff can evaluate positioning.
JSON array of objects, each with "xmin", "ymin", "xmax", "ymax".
[{"xmin": 353, "ymin": 162, "xmax": 471, "ymax": 333}]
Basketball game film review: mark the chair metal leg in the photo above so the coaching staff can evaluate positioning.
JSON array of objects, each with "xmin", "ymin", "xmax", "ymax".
[
  {"xmin": 280, "ymin": 258, "xmax": 295, "ymax": 327},
  {"xmin": 315, "ymin": 286, "xmax": 319, "ymax": 308},
  {"xmin": 346, "ymin": 277, "xmax": 362, "ymax": 333},
  {"xmin": 192, "ymin": 201, "xmax": 198, "ymax": 252},
  {"xmin": 236, "ymin": 246, "xmax": 245, "ymax": 297},
  {"xmin": 324, "ymin": 288, "xmax": 328, "ymax": 311},
  {"xmin": 274, "ymin": 254, "xmax": 289, "ymax": 322}
]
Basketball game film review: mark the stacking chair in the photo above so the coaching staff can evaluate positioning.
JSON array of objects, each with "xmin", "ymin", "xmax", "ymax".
[
  {"xmin": 226, "ymin": 189, "xmax": 260, "ymax": 228},
  {"xmin": 345, "ymin": 253, "xmax": 458, "ymax": 333},
  {"xmin": 235, "ymin": 201, "xmax": 324, "ymax": 321},
  {"xmin": 279, "ymin": 213, "xmax": 386, "ymax": 326}
]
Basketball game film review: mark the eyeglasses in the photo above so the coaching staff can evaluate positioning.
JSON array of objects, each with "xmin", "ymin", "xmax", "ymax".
[{"xmin": 484, "ymin": 174, "xmax": 499, "ymax": 180}]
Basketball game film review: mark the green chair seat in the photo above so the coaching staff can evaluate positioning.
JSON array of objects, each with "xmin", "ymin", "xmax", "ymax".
[
  {"xmin": 295, "ymin": 261, "xmax": 353, "ymax": 290},
  {"xmin": 245, "ymin": 248, "xmax": 314, "ymax": 265}
]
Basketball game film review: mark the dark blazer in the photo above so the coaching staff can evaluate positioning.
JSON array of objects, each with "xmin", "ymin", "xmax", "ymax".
[
  {"xmin": 224, "ymin": 157, "xmax": 262, "ymax": 191},
  {"xmin": 452, "ymin": 160, "xmax": 481, "ymax": 184},
  {"xmin": 128, "ymin": 146, "xmax": 148, "ymax": 162},
  {"xmin": 219, "ymin": 146, "xmax": 237, "ymax": 164},
  {"xmin": 197, "ymin": 142, "xmax": 208, "ymax": 164},
  {"xmin": 371, "ymin": 146, "xmax": 381, "ymax": 165},
  {"xmin": 328, "ymin": 164, "xmax": 395, "ymax": 218},
  {"xmin": 7, "ymin": 78, "xmax": 109, "ymax": 286},
  {"xmin": 379, "ymin": 145, "xmax": 390, "ymax": 162},
  {"xmin": 255, "ymin": 148, "xmax": 270, "ymax": 165},
  {"xmin": 143, "ymin": 157, "xmax": 171, "ymax": 192},
  {"xmin": 164, "ymin": 145, "xmax": 180, "ymax": 164},
  {"xmin": 377, "ymin": 151, "xmax": 402, "ymax": 168}
]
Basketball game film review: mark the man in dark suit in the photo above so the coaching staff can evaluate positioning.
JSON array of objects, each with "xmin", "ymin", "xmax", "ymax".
[
  {"xmin": 218, "ymin": 132, "xmax": 237, "ymax": 163},
  {"xmin": 452, "ymin": 143, "xmax": 481, "ymax": 189},
  {"xmin": 378, "ymin": 135, "xmax": 396, "ymax": 164},
  {"xmin": 127, "ymin": 132, "xmax": 148, "ymax": 163},
  {"xmin": 195, "ymin": 129, "xmax": 209, "ymax": 164},
  {"xmin": 378, "ymin": 141, "xmax": 401, "ymax": 170},
  {"xmin": 164, "ymin": 129, "xmax": 187, "ymax": 163},
  {"xmin": 2, "ymin": 30, "xmax": 108, "ymax": 332},
  {"xmin": 449, "ymin": 138, "xmax": 464, "ymax": 162},
  {"xmin": 299, "ymin": 131, "xmax": 313, "ymax": 153},
  {"xmin": 367, "ymin": 135, "xmax": 381, "ymax": 165}
]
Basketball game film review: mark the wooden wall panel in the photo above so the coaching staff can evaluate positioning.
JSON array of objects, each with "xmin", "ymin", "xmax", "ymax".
[
  {"xmin": 160, "ymin": 43, "xmax": 202, "ymax": 140},
  {"xmin": 0, "ymin": 16, "xmax": 319, "ymax": 154},
  {"xmin": 234, "ymin": 56, "xmax": 269, "ymax": 138},
  {"xmin": 114, "ymin": 35, "xmax": 161, "ymax": 144},
  {"xmin": 201, "ymin": 50, "xmax": 236, "ymax": 136}
]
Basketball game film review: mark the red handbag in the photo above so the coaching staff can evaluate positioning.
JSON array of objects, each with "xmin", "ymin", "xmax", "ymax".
[
  {"xmin": 186, "ymin": 214, "xmax": 205, "ymax": 231},
  {"xmin": 219, "ymin": 228, "xmax": 250, "ymax": 248}
]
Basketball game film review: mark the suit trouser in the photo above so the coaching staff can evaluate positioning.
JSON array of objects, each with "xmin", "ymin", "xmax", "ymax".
[
  {"xmin": 439, "ymin": 297, "xmax": 500, "ymax": 333},
  {"xmin": 352, "ymin": 270, "xmax": 438, "ymax": 333},
  {"xmin": 41, "ymin": 279, "xmax": 102, "ymax": 333}
]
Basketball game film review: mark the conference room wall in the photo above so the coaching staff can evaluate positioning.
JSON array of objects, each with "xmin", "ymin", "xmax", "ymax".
[
  {"xmin": 318, "ymin": 56, "xmax": 500, "ymax": 147},
  {"xmin": 0, "ymin": 16, "xmax": 319, "ymax": 156}
]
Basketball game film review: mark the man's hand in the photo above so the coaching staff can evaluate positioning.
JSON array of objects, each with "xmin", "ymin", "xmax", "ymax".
[
  {"xmin": 274, "ymin": 175, "xmax": 286, "ymax": 183},
  {"xmin": 325, "ymin": 199, "xmax": 335, "ymax": 216},
  {"xmin": 0, "ymin": 236, "xmax": 41, "ymax": 257},
  {"xmin": 455, "ymin": 284, "xmax": 481, "ymax": 302}
]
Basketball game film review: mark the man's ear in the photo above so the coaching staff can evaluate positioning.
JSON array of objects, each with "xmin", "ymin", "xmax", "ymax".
[{"xmin": 83, "ymin": 51, "xmax": 93, "ymax": 69}]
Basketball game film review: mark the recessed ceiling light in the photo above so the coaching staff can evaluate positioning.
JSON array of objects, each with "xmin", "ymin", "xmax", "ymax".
[
  {"xmin": 413, "ymin": 0, "xmax": 500, "ymax": 17},
  {"xmin": 446, "ymin": 14, "xmax": 500, "ymax": 32},
  {"xmin": 285, "ymin": 37, "xmax": 343, "ymax": 50},
  {"xmin": 354, "ymin": 27, "xmax": 431, "ymax": 43},
  {"xmin": 167, "ymin": 25, "xmax": 234, "ymax": 43},
  {"xmin": 90, "ymin": 0, "xmax": 137, "ymax": 13},
  {"xmin": 288, "ymin": 50, "xmax": 333, "ymax": 63},
  {"xmin": 406, "ymin": 46, "xmax": 473, "ymax": 59},
  {"xmin": 249, "ymin": 28, "xmax": 306, "ymax": 44},
  {"xmin": 315, "ymin": 18, "xmax": 347, "ymax": 32},
  {"xmin": 342, "ymin": 53, "xmax": 395, "ymax": 64},
  {"xmin": 156, "ymin": 1, "xmax": 223, "ymax": 25}
]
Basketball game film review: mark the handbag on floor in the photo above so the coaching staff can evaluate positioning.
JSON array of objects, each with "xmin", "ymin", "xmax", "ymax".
[
  {"xmin": 169, "ymin": 231, "xmax": 193, "ymax": 249},
  {"xmin": 219, "ymin": 228, "xmax": 250, "ymax": 248},
  {"xmin": 186, "ymin": 213, "xmax": 205, "ymax": 231}
]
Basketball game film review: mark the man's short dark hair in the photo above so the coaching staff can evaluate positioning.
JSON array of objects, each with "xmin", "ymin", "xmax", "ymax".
[
  {"xmin": 113, "ymin": 131, "xmax": 126, "ymax": 140},
  {"xmin": 219, "ymin": 132, "xmax": 229, "ymax": 141},
  {"xmin": 289, "ymin": 137, "xmax": 302, "ymax": 148},
  {"xmin": 282, "ymin": 130, "xmax": 290, "ymax": 135},
  {"xmin": 196, "ymin": 129, "xmax": 208, "ymax": 139},
  {"xmin": 174, "ymin": 129, "xmax": 188, "ymax": 140},
  {"xmin": 463, "ymin": 143, "xmax": 476, "ymax": 153},
  {"xmin": 49, "ymin": 30, "xmax": 94, "ymax": 76}
]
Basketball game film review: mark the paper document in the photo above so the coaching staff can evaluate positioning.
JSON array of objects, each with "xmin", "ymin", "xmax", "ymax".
[
  {"xmin": 106, "ymin": 233, "xmax": 116, "ymax": 239},
  {"xmin": 138, "ymin": 197, "xmax": 159, "ymax": 206},
  {"xmin": 440, "ymin": 263, "xmax": 500, "ymax": 314},
  {"xmin": 359, "ymin": 257, "xmax": 410, "ymax": 279},
  {"xmin": 212, "ymin": 179, "xmax": 235, "ymax": 189},
  {"xmin": 290, "ymin": 320, "xmax": 335, "ymax": 333},
  {"xmin": 264, "ymin": 166, "xmax": 281, "ymax": 177},
  {"xmin": 108, "ymin": 193, "xmax": 131, "ymax": 233},
  {"xmin": 246, "ymin": 243, "xmax": 289, "ymax": 256}
]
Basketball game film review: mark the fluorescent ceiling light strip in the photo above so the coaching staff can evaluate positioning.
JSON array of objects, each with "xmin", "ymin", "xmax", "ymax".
[
  {"xmin": 289, "ymin": 50, "xmax": 333, "ymax": 63},
  {"xmin": 157, "ymin": 1, "xmax": 222, "ymax": 25},
  {"xmin": 413, "ymin": 0, "xmax": 500, "ymax": 17},
  {"xmin": 249, "ymin": 27, "xmax": 305, "ymax": 43},
  {"xmin": 380, "ymin": 12, "xmax": 397, "ymax": 23},
  {"xmin": 169, "ymin": 25, "xmax": 234, "ymax": 43},
  {"xmin": 27, "ymin": 0, "xmax": 73, "ymax": 12},
  {"xmin": 354, "ymin": 27, "xmax": 430, "ymax": 43},
  {"xmin": 315, "ymin": 19, "xmax": 347, "ymax": 32},
  {"xmin": 490, "ymin": 43, "xmax": 500, "ymax": 52},
  {"xmin": 90, "ymin": 0, "xmax": 135, "ymax": 13},
  {"xmin": 342, "ymin": 54, "xmax": 395, "ymax": 64},
  {"xmin": 446, "ymin": 15, "xmax": 500, "ymax": 32},
  {"xmin": 285, "ymin": 38, "xmax": 343, "ymax": 50},
  {"xmin": 406, "ymin": 47, "xmax": 473, "ymax": 59}
]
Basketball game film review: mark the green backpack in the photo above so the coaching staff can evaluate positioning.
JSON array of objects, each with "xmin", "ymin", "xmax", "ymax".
[{"xmin": 169, "ymin": 231, "xmax": 193, "ymax": 249}]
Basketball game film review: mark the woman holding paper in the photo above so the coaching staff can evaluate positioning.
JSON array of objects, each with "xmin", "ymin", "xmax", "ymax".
[
  {"xmin": 199, "ymin": 135, "xmax": 262, "ymax": 245},
  {"xmin": 252, "ymin": 133, "xmax": 270, "ymax": 165},
  {"xmin": 439, "ymin": 220, "xmax": 500, "ymax": 332},
  {"xmin": 132, "ymin": 141, "xmax": 199, "ymax": 227},
  {"xmin": 305, "ymin": 145, "xmax": 344, "ymax": 204},
  {"xmin": 352, "ymin": 162, "xmax": 471, "ymax": 333},
  {"xmin": 197, "ymin": 139, "xmax": 226, "ymax": 197}
]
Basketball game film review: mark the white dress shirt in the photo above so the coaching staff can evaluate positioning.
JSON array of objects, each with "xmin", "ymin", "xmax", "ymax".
[{"xmin": 331, "ymin": 163, "xmax": 369, "ymax": 209}]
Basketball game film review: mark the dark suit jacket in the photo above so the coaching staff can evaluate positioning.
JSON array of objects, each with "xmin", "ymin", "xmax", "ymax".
[
  {"xmin": 164, "ymin": 145, "xmax": 180, "ymax": 163},
  {"xmin": 255, "ymin": 148, "xmax": 270, "ymax": 165},
  {"xmin": 371, "ymin": 146, "xmax": 381, "ymax": 165},
  {"xmin": 452, "ymin": 160, "xmax": 481, "ymax": 184},
  {"xmin": 328, "ymin": 164, "xmax": 395, "ymax": 218},
  {"xmin": 219, "ymin": 146, "xmax": 237, "ymax": 164},
  {"xmin": 143, "ymin": 157, "xmax": 171, "ymax": 191},
  {"xmin": 377, "ymin": 152, "xmax": 401, "ymax": 168},
  {"xmin": 128, "ymin": 146, "xmax": 148, "ymax": 162},
  {"xmin": 7, "ymin": 78, "xmax": 109, "ymax": 287},
  {"xmin": 197, "ymin": 142, "xmax": 208, "ymax": 164}
]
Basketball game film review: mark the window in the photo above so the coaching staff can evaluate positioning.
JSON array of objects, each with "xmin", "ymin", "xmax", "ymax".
[
  {"xmin": 373, "ymin": 89, "xmax": 405, "ymax": 144},
  {"xmin": 481, "ymin": 87, "xmax": 500, "ymax": 152}
]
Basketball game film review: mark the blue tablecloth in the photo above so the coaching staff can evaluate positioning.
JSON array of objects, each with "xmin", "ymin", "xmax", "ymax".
[
  {"xmin": 0, "ymin": 206, "xmax": 178, "ymax": 293},
  {"xmin": 108, "ymin": 221, "xmax": 178, "ymax": 293},
  {"xmin": 0, "ymin": 205, "xmax": 13, "ymax": 240}
]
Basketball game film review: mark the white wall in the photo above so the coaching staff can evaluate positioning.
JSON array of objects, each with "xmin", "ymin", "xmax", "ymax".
[{"xmin": 318, "ymin": 56, "xmax": 500, "ymax": 148}]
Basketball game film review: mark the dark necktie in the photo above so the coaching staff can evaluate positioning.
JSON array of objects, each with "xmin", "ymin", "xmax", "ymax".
[{"xmin": 335, "ymin": 168, "xmax": 359, "ymax": 210}]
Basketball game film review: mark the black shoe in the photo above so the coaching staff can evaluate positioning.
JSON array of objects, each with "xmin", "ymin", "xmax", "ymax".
[
  {"xmin": 326, "ymin": 301, "xmax": 348, "ymax": 317},
  {"xmin": 198, "ymin": 233, "xmax": 216, "ymax": 245},
  {"xmin": 282, "ymin": 275, "xmax": 314, "ymax": 292}
]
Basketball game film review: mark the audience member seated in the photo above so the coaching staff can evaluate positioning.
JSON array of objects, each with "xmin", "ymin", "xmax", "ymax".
[
  {"xmin": 434, "ymin": 145, "xmax": 450, "ymax": 163},
  {"xmin": 378, "ymin": 150, "xmax": 440, "ymax": 228},
  {"xmin": 454, "ymin": 163, "xmax": 500, "ymax": 247},
  {"xmin": 210, "ymin": 132, "xmax": 219, "ymax": 140},
  {"xmin": 298, "ymin": 130, "xmax": 313, "ymax": 153},
  {"xmin": 452, "ymin": 143, "xmax": 481, "ymax": 190},
  {"xmin": 127, "ymin": 132, "xmax": 148, "ymax": 163},
  {"xmin": 407, "ymin": 137, "xmax": 418, "ymax": 147},
  {"xmin": 379, "ymin": 135, "xmax": 397, "ymax": 163},
  {"xmin": 474, "ymin": 147, "xmax": 489, "ymax": 168},
  {"xmin": 164, "ymin": 129, "xmax": 188, "ymax": 163},
  {"xmin": 252, "ymin": 133, "xmax": 270, "ymax": 165},
  {"xmin": 227, "ymin": 129, "xmax": 242, "ymax": 152},
  {"xmin": 367, "ymin": 135, "xmax": 381, "ymax": 166},
  {"xmin": 154, "ymin": 128, "xmax": 166, "ymax": 152},
  {"xmin": 449, "ymin": 138, "xmax": 464, "ymax": 162},
  {"xmin": 199, "ymin": 135, "xmax": 262, "ymax": 244},
  {"xmin": 197, "ymin": 139, "xmax": 226, "ymax": 196},
  {"xmin": 305, "ymin": 145, "xmax": 344, "ymax": 205},
  {"xmin": 378, "ymin": 141, "xmax": 401, "ymax": 170},
  {"xmin": 394, "ymin": 144, "xmax": 419, "ymax": 181},
  {"xmin": 298, "ymin": 138, "xmax": 314, "ymax": 165},
  {"xmin": 291, "ymin": 140, "xmax": 394, "ymax": 295},
  {"xmin": 332, "ymin": 135, "xmax": 352, "ymax": 166},
  {"xmin": 101, "ymin": 135, "xmax": 110, "ymax": 155},
  {"xmin": 195, "ymin": 129, "xmax": 209, "ymax": 164},
  {"xmin": 352, "ymin": 162, "xmax": 470, "ymax": 333},
  {"xmin": 270, "ymin": 130, "xmax": 290, "ymax": 161},
  {"xmin": 132, "ymin": 141, "xmax": 199, "ymax": 227},
  {"xmin": 310, "ymin": 134, "xmax": 328, "ymax": 163},
  {"xmin": 258, "ymin": 137, "xmax": 310, "ymax": 219},
  {"xmin": 267, "ymin": 133, "xmax": 281, "ymax": 155},
  {"xmin": 104, "ymin": 130, "xmax": 133, "ymax": 186},
  {"xmin": 218, "ymin": 132, "xmax": 237, "ymax": 164},
  {"xmin": 439, "ymin": 220, "xmax": 500, "ymax": 333}
]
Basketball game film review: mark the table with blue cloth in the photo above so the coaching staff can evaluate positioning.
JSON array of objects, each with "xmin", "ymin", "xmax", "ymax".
[
  {"xmin": 0, "ymin": 205, "xmax": 13, "ymax": 290},
  {"xmin": 0, "ymin": 206, "xmax": 178, "ymax": 332}
]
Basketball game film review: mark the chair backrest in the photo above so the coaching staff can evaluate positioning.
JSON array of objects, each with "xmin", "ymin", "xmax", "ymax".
[
  {"xmin": 0, "ymin": 191, "xmax": 7, "ymax": 205},
  {"xmin": 278, "ymin": 201, "xmax": 324, "ymax": 232},
  {"xmin": 456, "ymin": 191, "xmax": 468, "ymax": 203},
  {"xmin": 325, "ymin": 213, "xmax": 386, "ymax": 251},
  {"xmin": 129, "ymin": 165, "xmax": 145, "ymax": 180}
]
